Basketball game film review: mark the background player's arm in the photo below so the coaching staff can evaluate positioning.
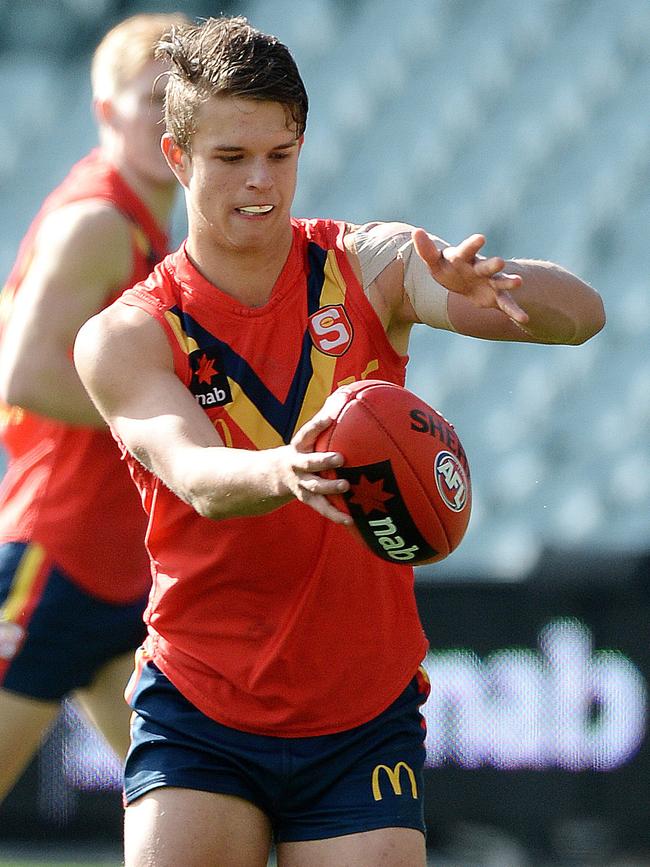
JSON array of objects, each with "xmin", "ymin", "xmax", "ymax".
[
  {"xmin": 0, "ymin": 200, "xmax": 132, "ymax": 426},
  {"xmin": 74, "ymin": 305, "xmax": 351, "ymax": 524}
]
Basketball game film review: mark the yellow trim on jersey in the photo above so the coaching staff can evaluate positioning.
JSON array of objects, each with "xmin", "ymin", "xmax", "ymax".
[
  {"xmin": 131, "ymin": 227, "xmax": 151, "ymax": 258},
  {"xmin": 214, "ymin": 418, "xmax": 233, "ymax": 448},
  {"xmin": 224, "ymin": 380, "xmax": 284, "ymax": 449},
  {"xmin": 160, "ymin": 310, "xmax": 283, "ymax": 449},
  {"xmin": 164, "ymin": 310, "xmax": 199, "ymax": 355},
  {"xmin": 0, "ymin": 543, "xmax": 46, "ymax": 622},
  {"xmin": 293, "ymin": 250, "xmax": 348, "ymax": 431},
  {"xmin": 323, "ymin": 248, "xmax": 349, "ymax": 301},
  {"xmin": 337, "ymin": 358, "xmax": 379, "ymax": 388},
  {"xmin": 162, "ymin": 248, "xmax": 357, "ymax": 447},
  {"xmin": 0, "ymin": 402, "xmax": 24, "ymax": 428}
]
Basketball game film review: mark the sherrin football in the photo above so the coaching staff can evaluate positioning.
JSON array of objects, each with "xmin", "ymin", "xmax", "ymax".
[{"xmin": 315, "ymin": 380, "xmax": 471, "ymax": 566}]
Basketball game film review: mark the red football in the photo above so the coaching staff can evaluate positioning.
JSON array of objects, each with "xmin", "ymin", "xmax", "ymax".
[{"xmin": 315, "ymin": 380, "xmax": 471, "ymax": 565}]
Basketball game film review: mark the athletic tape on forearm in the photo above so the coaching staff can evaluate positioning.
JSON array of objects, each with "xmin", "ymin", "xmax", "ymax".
[{"xmin": 352, "ymin": 223, "xmax": 454, "ymax": 331}]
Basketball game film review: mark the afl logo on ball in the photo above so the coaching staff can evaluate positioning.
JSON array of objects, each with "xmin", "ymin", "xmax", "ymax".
[{"xmin": 434, "ymin": 450, "xmax": 468, "ymax": 512}]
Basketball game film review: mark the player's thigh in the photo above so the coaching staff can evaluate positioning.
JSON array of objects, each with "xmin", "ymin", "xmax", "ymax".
[
  {"xmin": 277, "ymin": 826, "xmax": 426, "ymax": 867},
  {"xmin": 73, "ymin": 649, "xmax": 135, "ymax": 760},
  {"xmin": 0, "ymin": 688, "xmax": 60, "ymax": 801},
  {"xmin": 124, "ymin": 786, "xmax": 273, "ymax": 867}
]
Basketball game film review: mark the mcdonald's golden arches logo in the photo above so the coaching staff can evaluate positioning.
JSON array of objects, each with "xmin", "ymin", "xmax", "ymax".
[{"xmin": 371, "ymin": 761, "xmax": 418, "ymax": 801}]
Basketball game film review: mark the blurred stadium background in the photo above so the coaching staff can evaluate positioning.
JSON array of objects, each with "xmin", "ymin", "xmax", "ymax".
[{"xmin": 0, "ymin": 0, "xmax": 648, "ymax": 864}]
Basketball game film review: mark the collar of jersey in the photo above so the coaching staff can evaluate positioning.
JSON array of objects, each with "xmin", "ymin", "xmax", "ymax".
[{"xmin": 170, "ymin": 229, "xmax": 305, "ymax": 317}]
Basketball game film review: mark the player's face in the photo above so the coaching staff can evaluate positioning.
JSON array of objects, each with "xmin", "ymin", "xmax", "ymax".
[
  {"xmin": 166, "ymin": 95, "xmax": 301, "ymax": 253},
  {"xmin": 109, "ymin": 59, "xmax": 173, "ymax": 186}
]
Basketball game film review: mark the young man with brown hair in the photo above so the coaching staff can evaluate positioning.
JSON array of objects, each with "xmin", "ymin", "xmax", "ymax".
[
  {"xmin": 75, "ymin": 16, "xmax": 605, "ymax": 867},
  {"xmin": 0, "ymin": 12, "xmax": 187, "ymax": 803}
]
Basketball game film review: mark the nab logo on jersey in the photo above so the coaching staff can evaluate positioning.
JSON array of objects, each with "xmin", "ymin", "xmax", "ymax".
[
  {"xmin": 189, "ymin": 348, "xmax": 233, "ymax": 409},
  {"xmin": 308, "ymin": 305, "xmax": 353, "ymax": 356}
]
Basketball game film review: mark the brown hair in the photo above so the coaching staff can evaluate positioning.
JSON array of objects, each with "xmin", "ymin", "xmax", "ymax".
[
  {"xmin": 156, "ymin": 16, "xmax": 308, "ymax": 153},
  {"xmin": 91, "ymin": 12, "xmax": 190, "ymax": 101}
]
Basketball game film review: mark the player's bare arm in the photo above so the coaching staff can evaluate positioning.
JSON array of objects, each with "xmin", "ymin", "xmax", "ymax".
[
  {"xmin": 411, "ymin": 228, "xmax": 605, "ymax": 343},
  {"xmin": 345, "ymin": 222, "xmax": 605, "ymax": 348},
  {"xmin": 0, "ymin": 200, "xmax": 133, "ymax": 425},
  {"xmin": 74, "ymin": 307, "xmax": 351, "ymax": 525}
]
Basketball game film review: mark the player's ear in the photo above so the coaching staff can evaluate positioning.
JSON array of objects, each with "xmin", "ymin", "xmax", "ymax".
[
  {"xmin": 161, "ymin": 133, "xmax": 191, "ymax": 186},
  {"xmin": 93, "ymin": 98, "xmax": 113, "ymax": 127}
]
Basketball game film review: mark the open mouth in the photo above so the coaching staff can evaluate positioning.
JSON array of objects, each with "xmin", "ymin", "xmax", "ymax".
[{"xmin": 236, "ymin": 205, "xmax": 274, "ymax": 215}]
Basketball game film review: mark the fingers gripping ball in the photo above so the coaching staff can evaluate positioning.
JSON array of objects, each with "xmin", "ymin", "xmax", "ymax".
[{"xmin": 315, "ymin": 380, "xmax": 471, "ymax": 565}]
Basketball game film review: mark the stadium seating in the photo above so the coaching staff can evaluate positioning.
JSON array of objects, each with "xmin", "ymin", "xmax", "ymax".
[{"xmin": 0, "ymin": 0, "xmax": 647, "ymax": 581}]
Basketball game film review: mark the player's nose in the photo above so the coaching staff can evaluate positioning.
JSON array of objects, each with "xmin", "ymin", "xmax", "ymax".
[{"xmin": 245, "ymin": 158, "xmax": 273, "ymax": 191}]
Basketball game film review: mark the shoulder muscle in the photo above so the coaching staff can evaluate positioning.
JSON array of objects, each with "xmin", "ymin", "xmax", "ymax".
[{"xmin": 33, "ymin": 199, "xmax": 133, "ymax": 296}]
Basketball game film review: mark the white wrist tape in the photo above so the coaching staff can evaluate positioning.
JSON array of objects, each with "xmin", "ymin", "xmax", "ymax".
[
  {"xmin": 399, "ymin": 236, "xmax": 455, "ymax": 331},
  {"xmin": 353, "ymin": 223, "xmax": 455, "ymax": 331}
]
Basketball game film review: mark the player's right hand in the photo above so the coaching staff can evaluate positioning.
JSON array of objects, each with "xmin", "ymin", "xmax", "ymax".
[{"xmin": 280, "ymin": 412, "xmax": 352, "ymax": 525}]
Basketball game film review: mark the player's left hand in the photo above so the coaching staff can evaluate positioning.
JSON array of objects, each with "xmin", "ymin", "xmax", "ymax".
[{"xmin": 412, "ymin": 229, "xmax": 529, "ymax": 324}]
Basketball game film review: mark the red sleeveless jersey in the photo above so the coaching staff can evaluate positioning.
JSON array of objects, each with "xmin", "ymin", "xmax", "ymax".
[
  {"xmin": 118, "ymin": 218, "xmax": 429, "ymax": 735},
  {"xmin": 0, "ymin": 149, "xmax": 168, "ymax": 603}
]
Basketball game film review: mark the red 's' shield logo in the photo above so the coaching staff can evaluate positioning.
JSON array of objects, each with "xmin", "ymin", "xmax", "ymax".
[{"xmin": 308, "ymin": 305, "xmax": 353, "ymax": 356}]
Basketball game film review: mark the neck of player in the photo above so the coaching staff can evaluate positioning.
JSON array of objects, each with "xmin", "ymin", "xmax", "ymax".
[{"xmin": 185, "ymin": 221, "xmax": 294, "ymax": 308}]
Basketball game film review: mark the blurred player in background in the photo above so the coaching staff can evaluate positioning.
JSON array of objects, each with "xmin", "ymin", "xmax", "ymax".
[
  {"xmin": 75, "ymin": 16, "xmax": 605, "ymax": 867},
  {"xmin": 0, "ymin": 12, "xmax": 187, "ymax": 804}
]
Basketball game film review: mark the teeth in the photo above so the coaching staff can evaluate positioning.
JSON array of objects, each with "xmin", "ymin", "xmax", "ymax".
[{"xmin": 238, "ymin": 205, "xmax": 273, "ymax": 214}]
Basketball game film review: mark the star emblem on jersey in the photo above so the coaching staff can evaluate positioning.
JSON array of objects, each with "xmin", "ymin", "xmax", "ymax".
[
  {"xmin": 188, "ymin": 345, "xmax": 233, "ymax": 409},
  {"xmin": 196, "ymin": 353, "xmax": 218, "ymax": 384},
  {"xmin": 348, "ymin": 475, "xmax": 394, "ymax": 515}
]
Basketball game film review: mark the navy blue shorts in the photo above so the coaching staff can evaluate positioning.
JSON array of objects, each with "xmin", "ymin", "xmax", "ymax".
[
  {"xmin": 0, "ymin": 541, "xmax": 148, "ymax": 701},
  {"xmin": 124, "ymin": 660, "xmax": 430, "ymax": 843}
]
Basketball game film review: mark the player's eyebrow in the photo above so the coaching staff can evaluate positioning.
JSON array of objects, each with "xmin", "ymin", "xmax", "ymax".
[{"xmin": 212, "ymin": 140, "xmax": 299, "ymax": 152}]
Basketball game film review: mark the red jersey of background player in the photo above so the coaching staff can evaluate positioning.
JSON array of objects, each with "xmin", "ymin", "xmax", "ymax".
[
  {"xmin": 118, "ymin": 217, "xmax": 429, "ymax": 736},
  {"xmin": 0, "ymin": 149, "xmax": 168, "ymax": 604}
]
